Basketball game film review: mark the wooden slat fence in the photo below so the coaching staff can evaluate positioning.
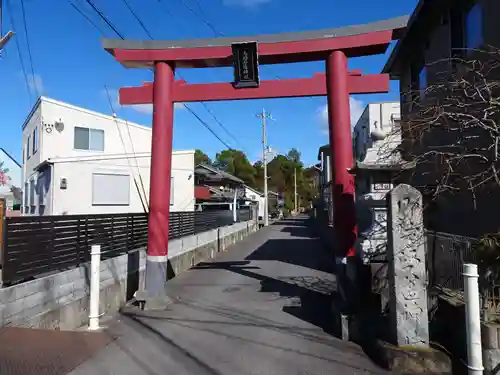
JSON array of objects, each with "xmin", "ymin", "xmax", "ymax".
[{"xmin": 1, "ymin": 209, "xmax": 252, "ymax": 286}]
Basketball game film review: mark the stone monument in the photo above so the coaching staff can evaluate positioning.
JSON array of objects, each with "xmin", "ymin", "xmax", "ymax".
[{"xmin": 386, "ymin": 184, "xmax": 429, "ymax": 347}]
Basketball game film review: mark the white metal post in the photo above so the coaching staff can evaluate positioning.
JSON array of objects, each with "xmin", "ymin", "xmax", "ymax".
[
  {"xmin": 233, "ymin": 188, "xmax": 237, "ymax": 222},
  {"xmin": 89, "ymin": 244, "xmax": 101, "ymax": 331},
  {"xmin": 463, "ymin": 263, "xmax": 484, "ymax": 375}
]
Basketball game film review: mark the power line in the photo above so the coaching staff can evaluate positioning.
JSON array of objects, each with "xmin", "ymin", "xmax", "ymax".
[
  {"xmin": 114, "ymin": 2, "xmax": 236, "ymax": 149},
  {"xmin": 75, "ymin": 0, "xmax": 234, "ymax": 151},
  {"xmin": 121, "ymin": 0, "xmax": 153, "ymax": 40},
  {"xmin": 19, "ymin": 0, "xmax": 38, "ymax": 96},
  {"xmin": 192, "ymin": 0, "xmax": 207, "ymax": 19},
  {"xmin": 6, "ymin": 0, "xmax": 31, "ymax": 101},
  {"xmin": 176, "ymin": 0, "xmax": 223, "ymax": 37},
  {"xmin": 175, "ymin": 71, "xmax": 240, "ymax": 148},
  {"xmin": 199, "ymin": 101, "xmax": 240, "ymax": 145},
  {"xmin": 69, "ymin": 2, "xmax": 107, "ymax": 36},
  {"xmin": 104, "ymin": 84, "xmax": 149, "ymax": 213},
  {"xmin": 152, "ymin": 1, "xmax": 245, "ymax": 149},
  {"xmin": 85, "ymin": 0, "xmax": 124, "ymax": 39},
  {"xmin": 183, "ymin": 103, "xmax": 232, "ymax": 149}
]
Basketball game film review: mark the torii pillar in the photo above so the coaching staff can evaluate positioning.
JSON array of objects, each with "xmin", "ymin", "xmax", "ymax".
[{"xmin": 145, "ymin": 61, "xmax": 175, "ymax": 300}]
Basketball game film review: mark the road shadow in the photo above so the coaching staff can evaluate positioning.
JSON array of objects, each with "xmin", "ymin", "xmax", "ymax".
[
  {"xmin": 193, "ymin": 258, "xmax": 341, "ymax": 339},
  {"xmin": 245, "ymin": 238, "xmax": 334, "ymax": 274},
  {"xmin": 272, "ymin": 218, "xmax": 311, "ymax": 227},
  {"xmin": 279, "ymin": 226, "xmax": 317, "ymax": 239}
]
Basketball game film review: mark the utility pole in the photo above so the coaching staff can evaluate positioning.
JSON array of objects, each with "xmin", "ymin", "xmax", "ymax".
[
  {"xmin": 0, "ymin": 2, "xmax": 15, "ymax": 53},
  {"xmin": 294, "ymin": 167, "xmax": 298, "ymax": 213},
  {"xmin": 257, "ymin": 108, "xmax": 272, "ymax": 226}
]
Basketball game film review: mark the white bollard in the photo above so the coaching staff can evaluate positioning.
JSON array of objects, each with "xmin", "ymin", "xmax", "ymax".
[
  {"xmin": 233, "ymin": 190, "xmax": 238, "ymax": 222},
  {"xmin": 88, "ymin": 244, "xmax": 101, "ymax": 331},
  {"xmin": 463, "ymin": 263, "xmax": 484, "ymax": 375}
]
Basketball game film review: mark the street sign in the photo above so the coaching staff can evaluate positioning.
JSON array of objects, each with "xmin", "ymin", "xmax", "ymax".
[{"xmin": 232, "ymin": 42, "xmax": 260, "ymax": 89}]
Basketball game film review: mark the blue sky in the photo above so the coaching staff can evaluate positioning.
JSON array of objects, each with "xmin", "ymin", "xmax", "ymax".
[{"xmin": 0, "ymin": 0, "xmax": 418, "ymax": 166}]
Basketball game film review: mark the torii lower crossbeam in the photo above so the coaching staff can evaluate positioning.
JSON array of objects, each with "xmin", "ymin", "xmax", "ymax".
[{"xmin": 119, "ymin": 73, "xmax": 389, "ymax": 104}]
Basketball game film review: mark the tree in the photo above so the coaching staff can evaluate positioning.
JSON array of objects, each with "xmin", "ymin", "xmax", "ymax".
[
  {"xmin": 194, "ymin": 149, "xmax": 212, "ymax": 166},
  {"xmin": 253, "ymin": 161, "xmax": 264, "ymax": 190},
  {"xmin": 214, "ymin": 149, "xmax": 256, "ymax": 186},
  {"xmin": 0, "ymin": 161, "xmax": 10, "ymax": 186},
  {"xmin": 396, "ymin": 50, "xmax": 500, "ymax": 204},
  {"xmin": 287, "ymin": 148, "xmax": 301, "ymax": 165}
]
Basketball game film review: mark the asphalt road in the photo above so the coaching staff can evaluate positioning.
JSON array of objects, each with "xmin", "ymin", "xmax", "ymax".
[{"xmin": 69, "ymin": 216, "xmax": 389, "ymax": 375}]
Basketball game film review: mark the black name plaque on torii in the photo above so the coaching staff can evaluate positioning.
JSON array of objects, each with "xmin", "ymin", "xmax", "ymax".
[{"xmin": 232, "ymin": 41, "xmax": 260, "ymax": 89}]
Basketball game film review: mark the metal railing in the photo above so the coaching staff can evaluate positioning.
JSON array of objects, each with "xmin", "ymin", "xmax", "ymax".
[{"xmin": 426, "ymin": 230, "xmax": 478, "ymax": 291}]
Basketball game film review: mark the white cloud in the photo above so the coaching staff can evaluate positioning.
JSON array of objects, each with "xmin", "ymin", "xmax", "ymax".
[
  {"xmin": 127, "ymin": 102, "xmax": 186, "ymax": 115},
  {"xmin": 223, "ymin": 0, "xmax": 272, "ymax": 9},
  {"xmin": 20, "ymin": 73, "xmax": 44, "ymax": 95},
  {"xmin": 318, "ymin": 97, "xmax": 365, "ymax": 135},
  {"xmin": 104, "ymin": 88, "xmax": 186, "ymax": 115}
]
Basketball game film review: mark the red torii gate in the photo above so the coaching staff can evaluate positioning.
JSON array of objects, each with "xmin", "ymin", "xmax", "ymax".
[{"xmin": 103, "ymin": 16, "xmax": 407, "ymax": 302}]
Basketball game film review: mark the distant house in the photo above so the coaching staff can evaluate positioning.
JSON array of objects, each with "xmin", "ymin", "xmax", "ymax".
[
  {"xmin": 0, "ymin": 148, "xmax": 22, "ymax": 211},
  {"xmin": 21, "ymin": 96, "xmax": 195, "ymax": 216},
  {"xmin": 194, "ymin": 163, "xmax": 245, "ymax": 210},
  {"xmin": 317, "ymin": 144, "xmax": 333, "ymax": 219}
]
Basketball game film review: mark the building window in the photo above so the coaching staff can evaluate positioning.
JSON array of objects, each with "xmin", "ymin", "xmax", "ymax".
[
  {"xmin": 92, "ymin": 173, "xmax": 130, "ymax": 206},
  {"xmin": 27, "ymin": 135, "xmax": 31, "ymax": 159},
  {"xmin": 465, "ymin": 2, "xmax": 483, "ymax": 51},
  {"xmin": 32, "ymin": 127, "xmax": 38, "ymax": 155},
  {"xmin": 74, "ymin": 127, "xmax": 105, "ymax": 151}
]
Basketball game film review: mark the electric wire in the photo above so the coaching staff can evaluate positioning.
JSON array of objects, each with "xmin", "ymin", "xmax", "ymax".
[
  {"xmin": 109, "ymin": 0, "xmax": 236, "ymax": 150},
  {"xmin": 79, "ymin": 0, "xmax": 236, "ymax": 151},
  {"xmin": 6, "ymin": 0, "xmax": 32, "ymax": 101},
  {"xmin": 177, "ymin": 0, "xmax": 223, "ymax": 37},
  {"xmin": 121, "ymin": 0, "xmax": 153, "ymax": 39},
  {"xmin": 69, "ymin": 2, "xmax": 149, "ymax": 211},
  {"xmin": 85, "ymin": 0, "xmax": 125, "ymax": 39},
  {"xmin": 69, "ymin": 2, "xmax": 107, "ymax": 36},
  {"xmin": 19, "ymin": 0, "xmax": 38, "ymax": 97},
  {"xmin": 104, "ymin": 85, "xmax": 149, "ymax": 213},
  {"xmin": 151, "ymin": 1, "xmax": 241, "ymax": 148}
]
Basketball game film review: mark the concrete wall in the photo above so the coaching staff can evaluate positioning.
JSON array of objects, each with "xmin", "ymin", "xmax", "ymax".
[{"xmin": 0, "ymin": 219, "xmax": 258, "ymax": 330}]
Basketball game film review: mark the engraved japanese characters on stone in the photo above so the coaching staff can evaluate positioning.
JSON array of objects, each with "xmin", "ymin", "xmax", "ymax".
[{"xmin": 386, "ymin": 184, "xmax": 429, "ymax": 347}]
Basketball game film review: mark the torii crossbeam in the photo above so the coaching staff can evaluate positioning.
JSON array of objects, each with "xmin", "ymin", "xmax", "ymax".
[{"xmin": 103, "ymin": 15, "xmax": 408, "ymax": 304}]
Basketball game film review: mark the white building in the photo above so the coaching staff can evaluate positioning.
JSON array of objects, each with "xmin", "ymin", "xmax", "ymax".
[
  {"xmin": 352, "ymin": 102, "xmax": 401, "ymax": 167},
  {"xmin": 352, "ymin": 101, "xmax": 401, "ymax": 197},
  {"xmin": 242, "ymin": 185, "xmax": 264, "ymax": 219},
  {"xmin": 21, "ymin": 97, "xmax": 195, "ymax": 216}
]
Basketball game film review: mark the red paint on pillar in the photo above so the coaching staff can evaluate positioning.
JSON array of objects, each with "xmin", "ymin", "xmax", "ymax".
[
  {"xmin": 148, "ymin": 62, "xmax": 175, "ymax": 258},
  {"xmin": 326, "ymin": 50, "xmax": 357, "ymax": 258}
]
